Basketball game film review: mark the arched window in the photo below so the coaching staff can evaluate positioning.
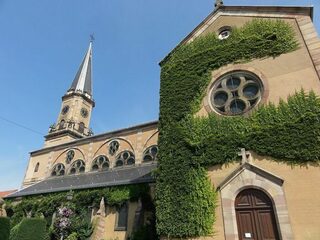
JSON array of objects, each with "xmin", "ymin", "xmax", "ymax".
[
  {"xmin": 59, "ymin": 119, "xmax": 65, "ymax": 130},
  {"xmin": 92, "ymin": 155, "xmax": 109, "ymax": 171},
  {"xmin": 34, "ymin": 162, "xmax": 40, "ymax": 172},
  {"xmin": 235, "ymin": 189, "xmax": 280, "ymax": 240},
  {"xmin": 78, "ymin": 122, "xmax": 85, "ymax": 133},
  {"xmin": 51, "ymin": 163, "xmax": 65, "ymax": 177},
  {"xmin": 143, "ymin": 145, "xmax": 158, "ymax": 162},
  {"xmin": 115, "ymin": 203, "xmax": 128, "ymax": 231},
  {"xmin": 69, "ymin": 160, "xmax": 85, "ymax": 175},
  {"xmin": 115, "ymin": 151, "xmax": 135, "ymax": 167}
]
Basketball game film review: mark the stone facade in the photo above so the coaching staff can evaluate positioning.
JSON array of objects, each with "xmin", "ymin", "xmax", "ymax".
[{"xmin": 12, "ymin": 4, "xmax": 320, "ymax": 240}]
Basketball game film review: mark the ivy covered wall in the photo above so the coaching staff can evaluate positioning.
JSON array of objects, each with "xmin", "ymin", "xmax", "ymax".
[{"xmin": 156, "ymin": 19, "xmax": 299, "ymax": 238}]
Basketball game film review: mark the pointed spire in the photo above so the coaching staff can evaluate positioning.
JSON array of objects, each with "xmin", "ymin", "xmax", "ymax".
[{"xmin": 68, "ymin": 41, "xmax": 93, "ymax": 98}]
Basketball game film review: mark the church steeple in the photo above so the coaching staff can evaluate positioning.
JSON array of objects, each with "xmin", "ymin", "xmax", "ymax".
[
  {"xmin": 68, "ymin": 42, "xmax": 93, "ymax": 98},
  {"xmin": 45, "ymin": 41, "xmax": 95, "ymax": 147}
]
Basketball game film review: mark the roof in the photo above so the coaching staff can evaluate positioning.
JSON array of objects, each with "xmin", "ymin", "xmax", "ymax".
[
  {"xmin": 0, "ymin": 190, "xmax": 17, "ymax": 198},
  {"xmin": 5, "ymin": 164, "xmax": 156, "ymax": 198},
  {"xmin": 160, "ymin": 5, "xmax": 314, "ymax": 65},
  {"xmin": 68, "ymin": 42, "xmax": 93, "ymax": 97}
]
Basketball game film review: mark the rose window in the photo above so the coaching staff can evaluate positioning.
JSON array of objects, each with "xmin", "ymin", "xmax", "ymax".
[
  {"xmin": 210, "ymin": 71, "xmax": 263, "ymax": 115},
  {"xmin": 51, "ymin": 163, "xmax": 65, "ymax": 177},
  {"xmin": 92, "ymin": 155, "xmax": 109, "ymax": 171},
  {"xmin": 69, "ymin": 160, "xmax": 86, "ymax": 174},
  {"xmin": 115, "ymin": 151, "xmax": 135, "ymax": 167},
  {"xmin": 143, "ymin": 145, "xmax": 158, "ymax": 162},
  {"xmin": 109, "ymin": 140, "xmax": 119, "ymax": 156}
]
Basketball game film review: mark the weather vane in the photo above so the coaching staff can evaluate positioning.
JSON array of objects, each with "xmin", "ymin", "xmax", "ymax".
[{"xmin": 90, "ymin": 33, "xmax": 95, "ymax": 42}]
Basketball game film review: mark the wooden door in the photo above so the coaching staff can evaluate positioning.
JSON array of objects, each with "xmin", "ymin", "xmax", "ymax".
[{"xmin": 235, "ymin": 189, "xmax": 280, "ymax": 240}]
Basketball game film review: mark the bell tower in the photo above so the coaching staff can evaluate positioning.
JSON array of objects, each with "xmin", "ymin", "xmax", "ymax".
[{"xmin": 45, "ymin": 41, "xmax": 95, "ymax": 147}]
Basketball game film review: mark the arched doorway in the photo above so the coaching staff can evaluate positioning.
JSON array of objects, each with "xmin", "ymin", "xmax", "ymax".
[{"xmin": 235, "ymin": 188, "xmax": 280, "ymax": 240}]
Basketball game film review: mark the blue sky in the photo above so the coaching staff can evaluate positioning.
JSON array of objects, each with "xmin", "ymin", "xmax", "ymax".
[{"xmin": 0, "ymin": 0, "xmax": 319, "ymax": 190}]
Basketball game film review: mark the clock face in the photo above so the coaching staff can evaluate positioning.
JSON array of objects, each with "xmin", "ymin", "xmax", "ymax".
[
  {"xmin": 80, "ymin": 108, "xmax": 88, "ymax": 118},
  {"xmin": 62, "ymin": 105, "xmax": 69, "ymax": 115}
]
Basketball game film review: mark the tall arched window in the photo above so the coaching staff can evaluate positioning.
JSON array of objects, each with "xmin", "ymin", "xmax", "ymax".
[
  {"xmin": 78, "ymin": 122, "xmax": 85, "ymax": 133},
  {"xmin": 235, "ymin": 188, "xmax": 280, "ymax": 240},
  {"xmin": 59, "ymin": 119, "xmax": 65, "ymax": 130},
  {"xmin": 34, "ymin": 162, "xmax": 40, "ymax": 172}
]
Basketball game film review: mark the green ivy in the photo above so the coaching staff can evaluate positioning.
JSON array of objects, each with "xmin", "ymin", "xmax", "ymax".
[
  {"xmin": 5, "ymin": 184, "xmax": 149, "ymax": 229},
  {"xmin": 156, "ymin": 19, "xmax": 298, "ymax": 238},
  {"xmin": 183, "ymin": 90, "xmax": 320, "ymax": 165}
]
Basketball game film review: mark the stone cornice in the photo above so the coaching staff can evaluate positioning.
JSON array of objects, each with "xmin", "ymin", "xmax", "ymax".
[{"xmin": 32, "ymin": 121, "xmax": 158, "ymax": 156}]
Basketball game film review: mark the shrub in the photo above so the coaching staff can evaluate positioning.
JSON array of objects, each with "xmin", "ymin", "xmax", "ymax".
[
  {"xmin": 0, "ymin": 217, "xmax": 10, "ymax": 240},
  {"xmin": 10, "ymin": 218, "xmax": 49, "ymax": 240}
]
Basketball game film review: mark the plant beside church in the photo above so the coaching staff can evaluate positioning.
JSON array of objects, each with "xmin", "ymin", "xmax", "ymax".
[{"xmin": 156, "ymin": 18, "xmax": 299, "ymax": 238}]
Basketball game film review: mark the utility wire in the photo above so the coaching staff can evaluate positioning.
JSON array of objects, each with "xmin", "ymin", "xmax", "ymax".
[{"xmin": 0, "ymin": 115, "xmax": 44, "ymax": 136}]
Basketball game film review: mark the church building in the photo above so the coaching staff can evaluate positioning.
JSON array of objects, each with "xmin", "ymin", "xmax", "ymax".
[{"xmin": 5, "ymin": 2, "xmax": 320, "ymax": 240}]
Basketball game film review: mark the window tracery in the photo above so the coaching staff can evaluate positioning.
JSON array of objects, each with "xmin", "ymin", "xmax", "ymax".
[
  {"xmin": 66, "ymin": 150, "xmax": 75, "ymax": 164},
  {"xmin": 109, "ymin": 140, "xmax": 120, "ymax": 156},
  {"xmin": 143, "ymin": 145, "xmax": 158, "ymax": 162},
  {"xmin": 51, "ymin": 163, "xmax": 65, "ymax": 177},
  {"xmin": 69, "ymin": 160, "xmax": 86, "ymax": 174},
  {"xmin": 210, "ymin": 71, "xmax": 263, "ymax": 115},
  {"xmin": 115, "ymin": 151, "xmax": 135, "ymax": 167},
  {"xmin": 92, "ymin": 155, "xmax": 109, "ymax": 171}
]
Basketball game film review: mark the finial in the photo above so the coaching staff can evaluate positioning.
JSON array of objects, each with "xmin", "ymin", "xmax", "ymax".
[
  {"xmin": 90, "ymin": 33, "xmax": 95, "ymax": 43},
  {"xmin": 214, "ymin": 0, "xmax": 224, "ymax": 10}
]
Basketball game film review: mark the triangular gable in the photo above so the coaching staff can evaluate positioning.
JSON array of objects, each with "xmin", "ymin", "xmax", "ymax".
[
  {"xmin": 160, "ymin": 5, "xmax": 313, "ymax": 65},
  {"xmin": 217, "ymin": 162, "xmax": 284, "ymax": 191}
]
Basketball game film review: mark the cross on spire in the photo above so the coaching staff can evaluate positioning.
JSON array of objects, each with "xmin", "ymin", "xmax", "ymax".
[
  {"xmin": 214, "ymin": 0, "xmax": 224, "ymax": 10},
  {"xmin": 90, "ymin": 34, "xmax": 95, "ymax": 43}
]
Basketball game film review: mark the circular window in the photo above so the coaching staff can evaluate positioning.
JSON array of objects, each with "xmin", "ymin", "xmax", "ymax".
[
  {"xmin": 109, "ymin": 140, "xmax": 119, "ymax": 156},
  {"xmin": 51, "ymin": 163, "xmax": 65, "ymax": 177},
  {"xmin": 218, "ymin": 27, "xmax": 231, "ymax": 40},
  {"xmin": 66, "ymin": 150, "xmax": 75, "ymax": 164},
  {"xmin": 92, "ymin": 155, "xmax": 109, "ymax": 171},
  {"xmin": 210, "ymin": 71, "xmax": 263, "ymax": 115}
]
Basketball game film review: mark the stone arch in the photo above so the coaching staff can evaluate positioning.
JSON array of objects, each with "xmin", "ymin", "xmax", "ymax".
[
  {"xmin": 218, "ymin": 164, "xmax": 293, "ymax": 240},
  {"xmin": 142, "ymin": 130, "xmax": 159, "ymax": 149},
  {"xmin": 92, "ymin": 137, "xmax": 135, "ymax": 165},
  {"xmin": 52, "ymin": 147, "xmax": 86, "ymax": 166}
]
